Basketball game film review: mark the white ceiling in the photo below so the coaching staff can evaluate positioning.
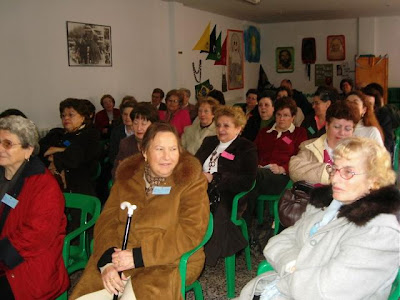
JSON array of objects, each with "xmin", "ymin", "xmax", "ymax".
[{"xmin": 164, "ymin": 0, "xmax": 400, "ymax": 23}]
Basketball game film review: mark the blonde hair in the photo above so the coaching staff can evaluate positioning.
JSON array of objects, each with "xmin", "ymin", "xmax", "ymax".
[
  {"xmin": 333, "ymin": 137, "xmax": 395, "ymax": 190},
  {"xmin": 198, "ymin": 98, "xmax": 220, "ymax": 114},
  {"xmin": 214, "ymin": 106, "xmax": 247, "ymax": 129}
]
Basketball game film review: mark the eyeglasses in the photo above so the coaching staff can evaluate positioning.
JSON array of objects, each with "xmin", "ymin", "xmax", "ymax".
[
  {"xmin": 326, "ymin": 165, "xmax": 365, "ymax": 180},
  {"xmin": 0, "ymin": 139, "xmax": 21, "ymax": 150},
  {"xmin": 167, "ymin": 99, "xmax": 179, "ymax": 103},
  {"xmin": 275, "ymin": 112, "xmax": 292, "ymax": 119},
  {"xmin": 61, "ymin": 113, "xmax": 79, "ymax": 119}
]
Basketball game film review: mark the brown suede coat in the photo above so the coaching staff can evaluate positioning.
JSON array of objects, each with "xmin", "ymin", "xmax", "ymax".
[{"xmin": 71, "ymin": 152, "xmax": 210, "ymax": 300}]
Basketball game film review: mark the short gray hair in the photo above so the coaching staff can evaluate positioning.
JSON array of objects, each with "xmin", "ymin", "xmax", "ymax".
[
  {"xmin": 0, "ymin": 116, "xmax": 40, "ymax": 156},
  {"xmin": 179, "ymin": 88, "xmax": 191, "ymax": 98}
]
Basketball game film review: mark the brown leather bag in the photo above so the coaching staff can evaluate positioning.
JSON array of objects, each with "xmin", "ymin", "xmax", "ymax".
[{"xmin": 278, "ymin": 181, "xmax": 314, "ymax": 228}]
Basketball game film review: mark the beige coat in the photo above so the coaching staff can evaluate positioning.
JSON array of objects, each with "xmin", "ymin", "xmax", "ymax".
[
  {"xmin": 181, "ymin": 119, "xmax": 216, "ymax": 155},
  {"xmin": 71, "ymin": 152, "xmax": 210, "ymax": 300},
  {"xmin": 289, "ymin": 134, "xmax": 330, "ymax": 184}
]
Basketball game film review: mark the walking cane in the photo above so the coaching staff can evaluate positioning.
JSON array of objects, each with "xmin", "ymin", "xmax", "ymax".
[{"xmin": 113, "ymin": 201, "xmax": 137, "ymax": 300}]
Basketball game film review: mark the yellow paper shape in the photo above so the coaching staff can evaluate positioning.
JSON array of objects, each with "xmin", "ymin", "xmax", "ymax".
[{"xmin": 193, "ymin": 22, "xmax": 211, "ymax": 51}]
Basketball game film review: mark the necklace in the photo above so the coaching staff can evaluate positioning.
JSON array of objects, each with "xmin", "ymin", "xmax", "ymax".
[
  {"xmin": 208, "ymin": 148, "xmax": 220, "ymax": 172},
  {"xmin": 192, "ymin": 60, "xmax": 202, "ymax": 83}
]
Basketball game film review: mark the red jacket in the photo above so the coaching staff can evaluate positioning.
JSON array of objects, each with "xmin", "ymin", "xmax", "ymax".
[
  {"xmin": 0, "ymin": 157, "xmax": 69, "ymax": 299},
  {"xmin": 159, "ymin": 109, "xmax": 192, "ymax": 137},
  {"xmin": 255, "ymin": 125, "xmax": 307, "ymax": 173},
  {"xmin": 94, "ymin": 108, "xmax": 120, "ymax": 133}
]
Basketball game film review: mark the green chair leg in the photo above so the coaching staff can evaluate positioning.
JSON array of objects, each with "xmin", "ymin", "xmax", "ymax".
[
  {"xmin": 240, "ymin": 221, "xmax": 252, "ymax": 270},
  {"xmin": 189, "ymin": 281, "xmax": 204, "ymax": 300},
  {"xmin": 55, "ymin": 291, "xmax": 67, "ymax": 300},
  {"xmin": 225, "ymin": 254, "xmax": 236, "ymax": 298},
  {"xmin": 257, "ymin": 199, "xmax": 265, "ymax": 224}
]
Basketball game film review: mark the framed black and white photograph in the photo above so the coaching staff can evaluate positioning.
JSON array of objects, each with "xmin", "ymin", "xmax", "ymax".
[{"xmin": 66, "ymin": 21, "xmax": 112, "ymax": 67}]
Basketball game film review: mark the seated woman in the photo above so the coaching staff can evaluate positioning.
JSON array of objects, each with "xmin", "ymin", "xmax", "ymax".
[
  {"xmin": 255, "ymin": 97, "xmax": 307, "ymax": 189},
  {"xmin": 245, "ymin": 98, "xmax": 307, "ymax": 222},
  {"xmin": 112, "ymin": 102, "xmax": 159, "ymax": 178},
  {"xmin": 0, "ymin": 116, "xmax": 69, "ymax": 299},
  {"xmin": 108, "ymin": 99, "xmax": 137, "ymax": 166},
  {"xmin": 159, "ymin": 89, "xmax": 191, "ymax": 136},
  {"xmin": 242, "ymin": 92, "xmax": 275, "ymax": 141},
  {"xmin": 346, "ymin": 91, "xmax": 384, "ymax": 146},
  {"xmin": 181, "ymin": 97, "xmax": 219, "ymax": 155},
  {"xmin": 362, "ymin": 86, "xmax": 394, "ymax": 153},
  {"xmin": 237, "ymin": 137, "xmax": 399, "ymax": 299},
  {"xmin": 276, "ymin": 87, "xmax": 304, "ymax": 127},
  {"xmin": 39, "ymin": 98, "xmax": 101, "ymax": 195},
  {"xmin": 301, "ymin": 87, "xmax": 338, "ymax": 139},
  {"xmin": 235, "ymin": 89, "xmax": 259, "ymax": 119},
  {"xmin": 71, "ymin": 122, "xmax": 210, "ymax": 300},
  {"xmin": 195, "ymin": 106, "xmax": 258, "ymax": 266},
  {"xmin": 289, "ymin": 100, "xmax": 359, "ymax": 185},
  {"xmin": 95, "ymin": 94, "xmax": 120, "ymax": 139}
]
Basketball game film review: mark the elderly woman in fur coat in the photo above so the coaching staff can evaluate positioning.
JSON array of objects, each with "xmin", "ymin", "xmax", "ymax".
[
  {"xmin": 237, "ymin": 137, "xmax": 400, "ymax": 300},
  {"xmin": 71, "ymin": 122, "xmax": 210, "ymax": 300}
]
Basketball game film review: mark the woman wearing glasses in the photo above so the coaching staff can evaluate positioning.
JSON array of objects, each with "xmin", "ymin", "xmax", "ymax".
[
  {"xmin": 39, "ymin": 98, "xmax": 101, "ymax": 195},
  {"xmin": 237, "ymin": 137, "xmax": 399, "ymax": 300},
  {"xmin": 158, "ymin": 89, "xmax": 191, "ymax": 136},
  {"xmin": 290, "ymin": 100, "xmax": 359, "ymax": 185},
  {"xmin": 0, "ymin": 116, "xmax": 69, "ymax": 299}
]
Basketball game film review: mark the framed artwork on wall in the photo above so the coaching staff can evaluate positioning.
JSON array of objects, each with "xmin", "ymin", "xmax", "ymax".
[
  {"xmin": 66, "ymin": 21, "xmax": 112, "ymax": 67},
  {"xmin": 276, "ymin": 47, "xmax": 294, "ymax": 73},
  {"xmin": 327, "ymin": 35, "xmax": 345, "ymax": 61},
  {"xmin": 227, "ymin": 29, "xmax": 244, "ymax": 90}
]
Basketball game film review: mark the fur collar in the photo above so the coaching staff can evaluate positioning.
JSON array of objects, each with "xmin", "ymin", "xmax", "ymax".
[
  {"xmin": 115, "ymin": 151, "xmax": 202, "ymax": 187},
  {"xmin": 310, "ymin": 185, "xmax": 400, "ymax": 226}
]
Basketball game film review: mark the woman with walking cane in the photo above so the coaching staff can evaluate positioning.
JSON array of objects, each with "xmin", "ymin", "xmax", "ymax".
[{"xmin": 71, "ymin": 122, "xmax": 210, "ymax": 300}]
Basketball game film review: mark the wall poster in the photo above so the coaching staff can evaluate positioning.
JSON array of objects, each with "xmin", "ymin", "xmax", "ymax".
[{"xmin": 227, "ymin": 29, "xmax": 244, "ymax": 90}]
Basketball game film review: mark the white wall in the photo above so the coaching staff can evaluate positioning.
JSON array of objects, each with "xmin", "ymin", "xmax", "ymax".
[
  {"xmin": 261, "ymin": 19, "xmax": 358, "ymax": 98},
  {"xmin": 375, "ymin": 16, "xmax": 400, "ymax": 87},
  {"xmin": 0, "ymin": 0, "xmax": 260, "ymax": 129}
]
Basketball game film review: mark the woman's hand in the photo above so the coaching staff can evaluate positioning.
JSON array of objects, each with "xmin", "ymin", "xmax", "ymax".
[
  {"xmin": 203, "ymin": 172, "xmax": 213, "ymax": 183},
  {"xmin": 112, "ymin": 248, "xmax": 135, "ymax": 272},
  {"xmin": 44, "ymin": 146, "xmax": 65, "ymax": 157},
  {"xmin": 101, "ymin": 264, "xmax": 126, "ymax": 296},
  {"xmin": 269, "ymin": 164, "xmax": 285, "ymax": 175}
]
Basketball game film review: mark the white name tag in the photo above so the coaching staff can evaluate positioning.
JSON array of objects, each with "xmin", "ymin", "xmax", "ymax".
[
  {"xmin": 152, "ymin": 186, "xmax": 171, "ymax": 195},
  {"xmin": 1, "ymin": 193, "xmax": 19, "ymax": 209}
]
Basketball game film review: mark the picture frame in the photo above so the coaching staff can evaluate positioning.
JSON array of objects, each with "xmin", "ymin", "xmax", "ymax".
[
  {"xmin": 66, "ymin": 21, "xmax": 112, "ymax": 67},
  {"xmin": 276, "ymin": 47, "xmax": 294, "ymax": 73},
  {"xmin": 327, "ymin": 35, "xmax": 345, "ymax": 61},
  {"xmin": 227, "ymin": 29, "xmax": 244, "ymax": 90},
  {"xmin": 301, "ymin": 38, "xmax": 316, "ymax": 64}
]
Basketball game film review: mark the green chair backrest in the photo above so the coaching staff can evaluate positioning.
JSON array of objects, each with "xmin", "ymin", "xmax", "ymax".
[
  {"xmin": 179, "ymin": 213, "xmax": 214, "ymax": 299},
  {"xmin": 231, "ymin": 181, "xmax": 256, "ymax": 224},
  {"xmin": 63, "ymin": 193, "xmax": 101, "ymax": 274},
  {"xmin": 393, "ymin": 127, "xmax": 400, "ymax": 172}
]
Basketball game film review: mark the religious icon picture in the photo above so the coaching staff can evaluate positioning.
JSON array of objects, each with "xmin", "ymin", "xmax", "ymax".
[
  {"xmin": 327, "ymin": 35, "xmax": 345, "ymax": 61},
  {"xmin": 276, "ymin": 47, "xmax": 294, "ymax": 73},
  {"xmin": 227, "ymin": 29, "xmax": 244, "ymax": 90}
]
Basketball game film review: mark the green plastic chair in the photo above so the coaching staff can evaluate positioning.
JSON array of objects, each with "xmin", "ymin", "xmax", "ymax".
[
  {"xmin": 179, "ymin": 213, "xmax": 214, "ymax": 300},
  {"xmin": 63, "ymin": 193, "xmax": 101, "ymax": 274},
  {"xmin": 256, "ymin": 180, "xmax": 293, "ymax": 235},
  {"xmin": 226, "ymin": 181, "xmax": 256, "ymax": 298},
  {"xmin": 393, "ymin": 127, "xmax": 400, "ymax": 172},
  {"xmin": 257, "ymin": 260, "xmax": 400, "ymax": 300},
  {"xmin": 55, "ymin": 193, "xmax": 101, "ymax": 300}
]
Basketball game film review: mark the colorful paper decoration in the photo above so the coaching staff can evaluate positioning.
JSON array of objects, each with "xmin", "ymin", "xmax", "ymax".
[
  {"xmin": 207, "ymin": 32, "xmax": 221, "ymax": 61},
  {"xmin": 244, "ymin": 26, "xmax": 260, "ymax": 63},
  {"xmin": 214, "ymin": 36, "xmax": 227, "ymax": 66},
  {"xmin": 192, "ymin": 22, "xmax": 211, "ymax": 52},
  {"xmin": 195, "ymin": 79, "xmax": 214, "ymax": 100}
]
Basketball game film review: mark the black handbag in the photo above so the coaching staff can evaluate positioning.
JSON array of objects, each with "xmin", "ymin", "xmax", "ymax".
[
  {"xmin": 278, "ymin": 181, "xmax": 314, "ymax": 228},
  {"xmin": 207, "ymin": 180, "xmax": 221, "ymax": 213}
]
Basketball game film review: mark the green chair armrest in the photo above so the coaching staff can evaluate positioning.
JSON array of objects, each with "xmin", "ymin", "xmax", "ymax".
[
  {"xmin": 257, "ymin": 260, "xmax": 274, "ymax": 275},
  {"xmin": 231, "ymin": 180, "xmax": 256, "ymax": 224}
]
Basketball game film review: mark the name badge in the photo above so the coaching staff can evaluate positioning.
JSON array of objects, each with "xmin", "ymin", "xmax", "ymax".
[
  {"xmin": 282, "ymin": 136, "xmax": 292, "ymax": 144},
  {"xmin": 221, "ymin": 151, "xmax": 235, "ymax": 160},
  {"xmin": 152, "ymin": 186, "xmax": 171, "ymax": 195},
  {"xmin": 1, "ymin": 194, "xmax": 19, "ymax": 209},
  {"xmin": 307, "ymin": 126, "xmax": 316, "ymax": 135}
]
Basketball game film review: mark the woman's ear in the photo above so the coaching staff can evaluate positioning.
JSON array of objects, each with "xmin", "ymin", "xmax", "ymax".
[
  {"xmin": 142, "ymin": 152, "xmax": 147, "ymax": 162},
  {"xmin": 24, "ymin": 146, "xmax": 34, "ymax": 160}
]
